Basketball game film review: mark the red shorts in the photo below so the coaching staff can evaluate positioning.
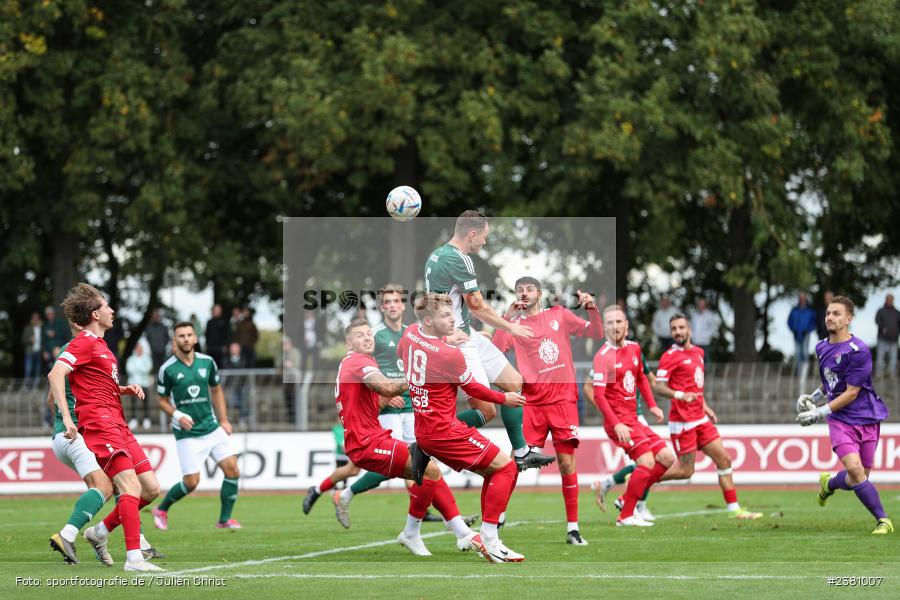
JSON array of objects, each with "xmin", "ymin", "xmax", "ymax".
[
  {"xmin": 605, "ymin": 420, "xmax": 667, "ymax": 461},
  {"xmin": 346, "ymin": 436, "xmax": 409, "ymax": 480},
  {"xmin": 417, "ymin": 423, "xmax": 500, "ymax": 473},
  {"xmin": 670, "ymin": 420, "xmax": 720, "ymax": 456},
  {"xmin": 524, "ymin": 401, "xmax": 580, "ymax": 449},
  {"xmin": 80, "ymin": 423, "xmax": 151, "ymax": 478}
]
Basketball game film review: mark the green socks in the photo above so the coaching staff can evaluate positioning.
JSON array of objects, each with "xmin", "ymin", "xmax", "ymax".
[
  {"xmin": 350, "ymin": 471, "xmax": 389, "ymax": 495},
  {"xmin": 500, "ymin": 405, "xmax": 527, "ymax": 451},
  {"xmin": 219, "ymin": 477, "xmax": 239, "ymax": 523},
  {"xmin": 67, "ymin": 488, "xmax": 105, "ymax": 529},
  {"xmin": 613, "ymin": 463, "xmax": 636, "ymax": 484},
  {"xmin": 159, "ymin": 481, "xmax": 191, "ymax": 512},
  {"xmin": 456, "ymin": 408, "xmax": 485, "ymax": 427}
]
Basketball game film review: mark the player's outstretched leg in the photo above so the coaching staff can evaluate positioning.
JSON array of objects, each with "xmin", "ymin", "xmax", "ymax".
[
  {"xmin": 304, "ymin": 462, "xmax": 361, "ymax": 514},
  {"xmin": 592, "ymin": 463, "xmax": 635, "ymax": 512},
  {"xmin": 426, "ymin": 476, "xmax": 480, "ymax": 550},
  {"xmin": 818, "ymin": 471, "xmax": 842, "ymax": 506},
  {"xmin": 49, "ymin": 486, "xmax": 107, "ymax": 564},
  {"xmin": 475, "ymin": 456, "xmax": 524, "ymax": 563},
  {"xmin": 702, "ymin": 439, "xmax": 762, "ymax": 520},
  {"xmin": 153, "ymin": 480, "xmax": 193, "ymax": 530}
]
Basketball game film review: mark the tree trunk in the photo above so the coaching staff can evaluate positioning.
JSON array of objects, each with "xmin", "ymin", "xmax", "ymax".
[
  {"xmin": 614, "ymin": 191, "xmax": 632, "ymax": 303},
  {"xmin": 728, "ymin": 201, "xmax": 759, "ymax": 361},
  {"xmin": 50, "ymin": 232, "xmax": 79, "ymax": 307}
]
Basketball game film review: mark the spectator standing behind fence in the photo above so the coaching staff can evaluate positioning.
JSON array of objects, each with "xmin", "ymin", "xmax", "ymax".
[
  {"xmin": 276, "ymin": 337, "xmax": 301, "ymax": 424},
  {"xmin": 22, "ymin": 312, "xmax": 43, "ymax": 385},
  {"xmin": 126, "ymin": 343, "xmax": 153, "ymax": 430},
  {"xmin": 816, "ymin": 290, "xmax": 834, "ymax": 341},
  {"xmin": 205, "ymin": 304, "xmax": 231, "ymax": 369},
  {"xmin": 875, "ymin": 294, "xmax": 899, "ymax": 378},
  {"xmin": 652, "ymin": 296, "xmax": 679, "ymax": 352},
  {"xmin": 788, "ymin": 293, "xmax": 818, "ymax": 376},
  {"xmin": 224, "ymin": 342, "xmax": 250, "ymax": 427},
  {"xmin": 234, "ymin": 307, "xmax": 258, "ymax": 367},
  {"xmin": 690, "ymin": 299, "xmax": 718, "ymax": 355},
  {"xmin": 41, "ymin": 306, "xmax": 71, "ymax": 372},
  {"xmin": 145, "ymin": 309, "xmax": 170, "ymax": 376}
]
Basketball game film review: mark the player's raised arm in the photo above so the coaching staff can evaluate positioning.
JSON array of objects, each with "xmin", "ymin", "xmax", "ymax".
[{"xmin": 465, "ymin": 290, "xmax": 533, "ymax": 338}]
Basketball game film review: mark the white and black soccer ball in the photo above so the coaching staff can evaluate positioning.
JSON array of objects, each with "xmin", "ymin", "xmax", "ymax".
[{"xmin": 385, "ymin": 186, "xmax": 422, "ymax": 222}]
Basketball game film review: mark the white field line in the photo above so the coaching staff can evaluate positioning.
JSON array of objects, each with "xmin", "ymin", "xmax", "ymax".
[
  {"xmin": 229, "ymin": 573, "xmax": 826, "ymax": 581},
  {"xmin": 168, "ymin": 510, "xmax": 727, "ymax": 576}
]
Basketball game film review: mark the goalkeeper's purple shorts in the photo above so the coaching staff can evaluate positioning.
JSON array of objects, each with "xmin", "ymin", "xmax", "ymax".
[{"xmin": 828, "ymin": 419, "xmax": 880, "ymax": 468}]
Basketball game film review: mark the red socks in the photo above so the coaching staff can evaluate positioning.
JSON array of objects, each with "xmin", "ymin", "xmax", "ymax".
[
  {"xmin": 482, "ymin": 460, "xmax": 519, "ymax": 525},
  {"xmin": 102, "ymin": 497, "xmax": 150, "ymax": 532},
  {"xmin": 319, "ymin": 476, "xmax": 334, "ymax": 493},
  {"xmin": 408, "ymin": 478, "xmax": 438, "ymax": 519},
  {"xmin": 723, "ymin": 487, "xmax": 738, "ymax": 505},
  {"xmin": 430, "ymin": 478, "xmax": 461, "ymax": 521},
  {"xmin": 561, "ymin": 473, "xmax": 579, "ymax": 523},
  {"xmin": 108, "ymin": 494, "xmax": 142, "ymax": 551},
  {"xmin": 619, "ymin": 465, "xmax": 652, "ymax": 518}
]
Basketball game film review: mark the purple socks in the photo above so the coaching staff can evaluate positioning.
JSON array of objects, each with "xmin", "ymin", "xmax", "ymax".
[
  {"xmin": 828, "ymin": 470, "xmax": 851, "ymax": 491},
  {"xmin": 852, "ymin": 480, "xmax": 887, "ymax": 520}
]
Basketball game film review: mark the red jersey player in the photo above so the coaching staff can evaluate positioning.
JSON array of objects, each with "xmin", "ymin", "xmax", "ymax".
[
  {"xmin": 47, "ymin": 283, "xmax": 164, "ymax": 572},
  {"xmin": 492, "ymin": 276, "xmax": 603, "ymax": 545},
  {"xmin": 654, "ymin": 313, "xmax": 762, "ymax": 519},
  {"xmin": 333, "ymin": 318, "xmax": 483, "ymax": 557},
  {"xmin": 592, "ymin": 305, "xmax": 675, "ymax": 526},
  {"xmin": 398, "ymin": 293, "xmax": 527, "ymax": 563}
]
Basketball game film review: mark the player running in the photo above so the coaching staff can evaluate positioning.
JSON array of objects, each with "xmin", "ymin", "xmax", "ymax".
[
  {"xmin": 492, "ymin": 276, "xmax": 603, "ymax": 544},
  {"xmin": 796, "ymin": 296, "xmax": 892, "ymax": 534},
  {"xmin": 302, "ymin": 423, "xmax": 360, "ymax": 513},
  {"xmin": 47, "ymin": 283, "xmax": 164, "ymax": 572},
  {"xmin": 398, "ymin": 293, "xmax": 528, "ymax": 563},
  {"xmin": 653, "ymin": 313, "xmax": 762, "ymax": 520},
  {"xmin": 151, "ymin": 322, "xmax": 242, "ymax": 530},
  {"xmin": 333, "ymin": 319, "xmax": 482, "ymax": 557},
  {"xmin": 424, "ymin": 211, "xmax": 553, "ymax": 471},
  {"xmin": 48, "ymin": 333, "xmax": 163, "ymax": 565},
  {"xmin": 591, "ymin": 305, "xmax": 674, "ymax": 527},
  {"xmin": 585, "ymin": 355, "xmax": 657, "ymax": 521}
]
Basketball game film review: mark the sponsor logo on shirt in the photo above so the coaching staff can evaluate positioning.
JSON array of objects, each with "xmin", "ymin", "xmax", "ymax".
[
  {"xmin": 111, "ymin": 365, "xmax": 119, "ymax": 384},
  {"xmin": 177, "ymin": 373, "xmax": 184, "ymax": 379},
  {"xmin": 187, "ymin": 385, "xmax": 201, "ymax": 398},
  {"xmin": 824, "ymin": 367, "xmax": 838, "ymax": 391},
  {"xmin": 623, "ymin": 370, "xmax": 636, "ymax": 394},
  {"xmin": 693, "ymin": 366, "xmax": 704, "ymax": 389},
  {"xmin": 538, "ymin": 338, "xmax": 560, "ymax": 365},
  {"xmin": 683, "ymin": 359, "xmax": 692, "ymax": 364},
  {"xmin": 389, "ymin": 341, "xmax": 395, "ymax": 347}
]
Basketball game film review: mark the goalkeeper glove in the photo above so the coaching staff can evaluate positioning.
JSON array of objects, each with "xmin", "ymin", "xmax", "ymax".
[
  {"xmin": 796, "ymin": 403, "xmax": 832, "ymax": 426},
  {"xmin": 796, "ymin": 388, "xmax": 825, "ymax": 412}
]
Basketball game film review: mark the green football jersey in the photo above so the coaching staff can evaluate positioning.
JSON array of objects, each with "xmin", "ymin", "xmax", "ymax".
[
  {"xmin": 424, "ymin": 242, "xmax": 480, "ymax": 334},
  {"xmin": 157, "ymin": 353, "xmax": 221, "ymax": 440},
  {"xmin": 372, "ymin": 321, "xmax": 412, "ymax": 414},
  {"xmin": 52, "ymin": 341, "xmax": 77, "ymax": 437}
]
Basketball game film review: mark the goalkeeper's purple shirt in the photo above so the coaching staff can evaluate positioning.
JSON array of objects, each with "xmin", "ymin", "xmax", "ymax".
[{"xmin": 815, "ymin": 335, "xmax": 888, "ymax": 425}]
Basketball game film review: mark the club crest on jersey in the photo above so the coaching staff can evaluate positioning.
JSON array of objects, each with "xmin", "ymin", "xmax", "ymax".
[
  {"xmin": 550, "ymin": 319, "xmax": 559, "ymax": 331},
  {"xmin": 632, "ymin": 356, "xmax": 638, "ymax": 366},
  {"xmin": 538, "ymin": 338, "xmax": 560, "ymax": 365},
  {"xmin": 693, "ymin": 366, "xmax": 704, "ymax": 389},
  {"xmin": 835, "ymin": 354, "xmax": 842, "ymax": 365},
  {"xmin": 623, "ymin": 370, "xmax": 636, "ymax": 394},
  {"xmin": 824, "ymin": 367, "xmax": 838, "ymax": 390},
  {"xmin": 187, "ymin": 385, "xmax": 201, "ymax": 398},
  {"xmin": 199, "ymin": 368, "xmax": 207, "ymax": 377}
]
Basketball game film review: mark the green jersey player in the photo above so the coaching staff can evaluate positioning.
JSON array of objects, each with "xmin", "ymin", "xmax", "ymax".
[
  {"xmin": 152, "ymin": 322, "xmax": 241, "ymax": 530},
  {"xmin": 423, "ymin": 211, "xmax": 553, "ymax": 471}
]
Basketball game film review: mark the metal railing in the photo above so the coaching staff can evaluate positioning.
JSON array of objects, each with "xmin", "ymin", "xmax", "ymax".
[{"xmin": 2, "ymin": 363, "xmax": 898, "ymax": 436}]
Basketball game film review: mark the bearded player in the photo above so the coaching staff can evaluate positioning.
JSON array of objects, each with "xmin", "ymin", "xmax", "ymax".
[
  {"xmin": 398, "ymin": 293, "xmax": 527, "ymax": 563},
  {"xmin": 492, "ymin": 276, "xmax": 603, "ymax": 544},
  {"xmin": 333, "ymin": 319, "xmax": 482, "ymax": 556},
  {"xmin": 47, "ymin": 283, "xmax": 164, "ymax": 572},
  {"xmin": 797, "ymin": 296, "xmax": 892, "ymax": 534},
  {"xmin": 424, "ymin": 211, "xmax": 553, "ymax": 471},
  {"xmin": 591, "ymin": 305, "xmax": 674, "ymax": 526},
  {"xmin": 152, "ymin": 322, "xmax": 241, "ymax": 530},
  {"xmin": 654, "ymin": 313, "xmax": 761, "ymax": 520}
]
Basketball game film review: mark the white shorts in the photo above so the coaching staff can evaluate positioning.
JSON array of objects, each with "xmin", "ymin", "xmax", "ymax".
[
  {"xmin": 52, "ymin": 433, "xmax": 102, "ymax": 480},
  {"xmin": 378, "ymin": 412, "xmax": 416, "ymax": 444},
  {"xmin": 460, "ymin": 331, "xmax": 510, "ymax": 387},
  {"xmin": 175, "ymin": 427, "xmax": 237, "ymax": 476}
]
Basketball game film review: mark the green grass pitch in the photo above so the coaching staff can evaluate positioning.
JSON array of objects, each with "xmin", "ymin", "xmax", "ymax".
[{"xmin": 1, "ymin": 486, "xmax": 897, "ymax": 599}]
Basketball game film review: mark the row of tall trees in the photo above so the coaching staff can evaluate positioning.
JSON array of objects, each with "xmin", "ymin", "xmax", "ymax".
[{"xmin": 2, "ymin": 0, "xmax": 899, "ymax": 372}]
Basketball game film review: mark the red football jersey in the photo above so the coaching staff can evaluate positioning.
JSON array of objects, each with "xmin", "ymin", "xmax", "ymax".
[
  {"xmin": 56, "ymin": 330, "xmax": 124, "ymax": 427},
  {"xmin": 493, "ymin": 305, "xmax": 603, "ymax": 406},
  {"xmin": 397, "ymin": 323, "xmax": 473, "ymax": 439},
  {"xmin": 656, "ymin": 344, "xmax": 706, "ymax": 422},
  {"xmin": 335, "ymin": 351, "xmax": 391, "ymax": 454},
  {"xmin": 592, "ymin": 340, "xmax": 651, "ymax": 425}
]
